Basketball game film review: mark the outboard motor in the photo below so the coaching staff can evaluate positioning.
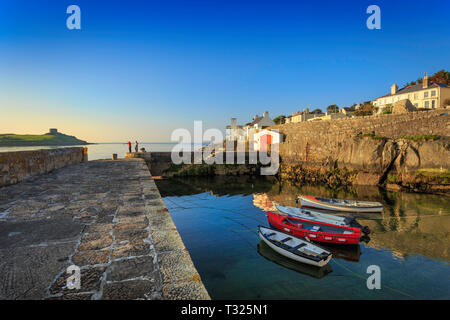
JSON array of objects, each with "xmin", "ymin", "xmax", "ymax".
[
  {"xmin": 344, "ymin": 215, "xmax": 356, "ymax": 225},
  {"xmin": 345, "ymin": 215, "xmax": 371, "ymax": 235}
]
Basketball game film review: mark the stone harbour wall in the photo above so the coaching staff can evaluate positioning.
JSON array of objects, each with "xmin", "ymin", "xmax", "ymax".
[
  {"xmin": 0, "ymin": 147, "xmax": 87, "ymax": 187},
  {"xmin": 0, "ymin": 159, "xmax": 210, "ymax": 299},
  {"xmin": 273, "ymin": 109, "xmax": 450, "ymax": 192},
  {"xmin": 274, "ymin": 109, "xmax": 449, "ymax": 141}
]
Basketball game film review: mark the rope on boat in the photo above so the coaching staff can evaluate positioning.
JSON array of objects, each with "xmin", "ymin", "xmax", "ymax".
[
  {"xmin": 161, "ymin": 192, "xmax": 261, "ymax": 239},
  {"xmin": 163, "ymin": 194, "xmax": 449, "ymax": 221},
  {"xmin": 161, "ymin": 191, "xmax": 436, "ymax": 298}
]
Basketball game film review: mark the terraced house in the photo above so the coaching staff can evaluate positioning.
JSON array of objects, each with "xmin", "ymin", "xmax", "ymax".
[{"xmin": 372, "ymin": 74, "xmax": 450, "ymax": 113}]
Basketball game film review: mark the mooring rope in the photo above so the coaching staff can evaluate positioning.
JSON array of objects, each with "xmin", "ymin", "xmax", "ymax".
[
  {"xmin": 330, "ymin": 259, "xmax": 416, "ymax": 299},
  {"xmin": 161, "ymin": 190, "xmax": 447, "ymax": 297}
]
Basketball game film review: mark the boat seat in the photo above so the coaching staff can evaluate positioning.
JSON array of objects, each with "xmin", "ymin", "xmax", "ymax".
[
  {"xmin": 280, "ymin": 237, "xmax": 292, "ymax": 243},
  {"xmin": 289, "ymin": 243, "xmax": 307, "ymax": 252},
  {"xmin": 266, "ymin": 233, "xmax": 276, "ymax": 237}
]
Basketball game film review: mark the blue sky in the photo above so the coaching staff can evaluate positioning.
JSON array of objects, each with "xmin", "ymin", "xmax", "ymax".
[{"xmin": 0, "ymin": 0, "xmax": 449, "ymax": 142}]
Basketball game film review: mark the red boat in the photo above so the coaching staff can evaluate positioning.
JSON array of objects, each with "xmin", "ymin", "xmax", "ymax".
[{"xmin": 267, "ymin": 211, "xmax": 362, "ymax": 245}]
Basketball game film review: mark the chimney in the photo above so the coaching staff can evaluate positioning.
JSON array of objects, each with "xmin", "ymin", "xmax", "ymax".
[
  {"xmin": 231, "ymin": 118, "xmax": 237, "ymax": 128},
  {"xmin": 423, "ymin": 73, "xmax": 429, "ymax": 89},
  {"xmin": 391, "ymin": 84, "xmax": 398, "ymax": 95},
  {"xmin": 263, "ymin": 111, "xmax": 269, "ymax": 118},
  {"xmin": 253, "ymin": 114, "xmax": 259, "ymax": 120}
]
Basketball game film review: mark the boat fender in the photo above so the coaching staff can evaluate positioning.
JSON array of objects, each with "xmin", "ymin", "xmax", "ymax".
[{"xmin": 362, "ymin": 226, "xmax": 371, "ymax": 235}]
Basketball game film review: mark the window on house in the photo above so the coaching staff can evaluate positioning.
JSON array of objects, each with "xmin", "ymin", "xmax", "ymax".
[
  {"xmin": 424, "ymin": 91, "xmax": 429, "ymax": 98},
  {"xmin": 431, "ymin": 90, "xmax": 436, "ymax": 97},
  {"xmin": 424, "ymin": 101, "xmax": 430, "ymax": 108},
  {"xmin": 432, "ymin": 100, "xmax": 435, "ymax": 108},
  {"xmin": 414, "ymin": 94, "xmax": 418, "ymax": 100}
]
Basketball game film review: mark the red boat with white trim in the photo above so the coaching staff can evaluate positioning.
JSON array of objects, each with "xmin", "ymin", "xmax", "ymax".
[{"xmin": 267, "ymin": 211, "xmax": 362, "ymax": 245}]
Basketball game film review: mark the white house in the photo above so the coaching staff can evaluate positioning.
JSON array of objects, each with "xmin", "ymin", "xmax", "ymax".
[
  {"xmin": 225, "ymin": 111, "xmax": 275, "ymax": 142},
  {"xmin": 253, "ymin": 129, "xmax": 283, "ymax": 151},
  {"xmin": 372, "ymin": 74, "xmax": 450, "ymax": 113}
]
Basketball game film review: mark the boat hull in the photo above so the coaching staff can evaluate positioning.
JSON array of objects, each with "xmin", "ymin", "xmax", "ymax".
[
  {"xmin": 275, "ymin": 204, "xmax": 371, "ymax": 235},
  {"xmin": 267, "ymin": 212, "xmax": 361, "ymax": 245},
  {"xmin": 258, "ymin": 229, "xmax": 331, "ymax": 267},
  {"xmin": 300, "ymin": 195, "xmax": 384, "ymax": 213},
  {"xmin": 257, "ymin": 241, "xmax": 333, "ymax": 278},
  {"xmin": 275, "ymin": 204, "xmax": 347, "ymax": 226}
]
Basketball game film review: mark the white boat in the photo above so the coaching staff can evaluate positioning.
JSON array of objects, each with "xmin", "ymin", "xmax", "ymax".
[
  {"xmin": 275, "ymin": 203, "xmax": 348, "ymax": 226},
  {"xmin": 299, "ymin": 195, "xmax": 384, "ymax": 213},
  {"xmin": 275, "ymin": 203, "xmax": 371, "ymax": 234},
  {"xmin": 258, "ymin": 225, "xmax": 332, "ymax": 267}
]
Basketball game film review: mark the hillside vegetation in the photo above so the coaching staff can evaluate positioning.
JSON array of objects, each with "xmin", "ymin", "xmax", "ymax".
[{"xmin": 0, "ymin": 132, "xmax": 88, "ymax": 146}]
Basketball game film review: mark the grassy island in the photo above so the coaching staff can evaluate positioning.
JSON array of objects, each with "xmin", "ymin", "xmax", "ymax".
[{"xmin": 0, "ymin": 129, "xmax": 89, "ymax": 146}]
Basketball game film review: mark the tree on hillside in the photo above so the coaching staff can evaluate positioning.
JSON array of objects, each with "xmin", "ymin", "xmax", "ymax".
[
  {"xmin": 327, "ymin": 104, "xmax": 339, "ymax": 114},
  {"xmin": 311, "ymin": 108, "xmax": 323, "ymax": 114},
  {"xmin": 354, "ymin": 103, "xmax": 375, "ymax": 117},
  {"xmin": 430, "ymin": 69, "xmax": 450, "ymax": 85},
  {"xmin": 405, "ymin": 70, "xmax": 450, "ymax": 87},
  {"xmin": 273, "ymin": 115, "xmax": 286, "ymax": 124}
]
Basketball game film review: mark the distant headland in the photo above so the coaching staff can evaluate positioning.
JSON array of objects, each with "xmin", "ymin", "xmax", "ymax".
[{"xmin": 0, "ymin": 128, "xmax": 90, "ymax": 146}]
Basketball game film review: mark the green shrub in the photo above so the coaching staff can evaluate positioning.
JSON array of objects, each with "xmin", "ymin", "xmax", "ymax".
[
  {"xmin": 356, "ymin": 132, "xmax": 388, "ymax": 140},
  {"xmin": 387, "ymin": 174, "xmax": 398, "ymax": 183},
  {"xmin": 400, "ymin": 134, "xmax": 440, "ymax": 141}
]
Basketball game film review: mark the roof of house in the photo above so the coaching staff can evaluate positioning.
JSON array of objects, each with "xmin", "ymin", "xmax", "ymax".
[
  {"xmin": 248, "ymin": 116, "xmax": 263, "ymax": 126},
  {"xmin": 374, "ymin": 82, "xmax": 449, "ymax": 100}
]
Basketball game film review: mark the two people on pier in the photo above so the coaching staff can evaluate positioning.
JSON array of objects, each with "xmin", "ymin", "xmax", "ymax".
[{"xmin": 127, "ymin": 141, "xmax": 140, "ymax": 153}]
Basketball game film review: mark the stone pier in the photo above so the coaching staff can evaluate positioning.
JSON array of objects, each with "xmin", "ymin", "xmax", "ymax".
[{"xmin": 0, "ymin": 159, "xmax": 210, "ymax": 300}]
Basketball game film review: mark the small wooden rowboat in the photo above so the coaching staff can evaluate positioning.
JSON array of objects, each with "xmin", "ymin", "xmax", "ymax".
[
  {"xmin": 257, "ymin": 241, "xmax": 333, "ymax": 278},
  {"xmin": 267, "ymin": 211, "xmax": 362, "ymax": 245},
  {"xmin": 258, "ymin": 225, "xmax": 332, "ymax": 267},
  {"xmin": 299, "ymin": 195, "xmax": 384, "ymax": 213},
  {"xmin": 275, "ymin": 204, "xmax": 370, "ymax": 234}
]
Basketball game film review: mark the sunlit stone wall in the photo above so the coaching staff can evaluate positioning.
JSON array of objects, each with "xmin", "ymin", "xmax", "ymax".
[{"xmin": 0, "ymin": 147, "xmax": 87, "ymax": 187}]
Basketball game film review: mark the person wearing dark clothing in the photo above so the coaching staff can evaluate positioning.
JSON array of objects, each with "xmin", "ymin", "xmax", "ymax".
[
  {"xmin": 128, "ymin": 141, "xmax": 132, "ymax": 153},
  {"xmin": 135, "ymin": 141, "xmax": 139, "ymax": 153}
]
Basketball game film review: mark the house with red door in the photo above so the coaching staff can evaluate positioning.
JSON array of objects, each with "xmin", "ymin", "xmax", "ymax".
[
  {"xmin": 253, "ymin": 129, "xmax": 283, "ymax": 152},
  {"xmin": 225, "ymin": 111, "xmax": 276, "ymax": 142}
]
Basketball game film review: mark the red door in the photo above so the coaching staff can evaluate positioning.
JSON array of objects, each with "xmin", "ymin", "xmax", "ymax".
[{"xmin": 260, "ymin": 134, "xmax": 272, "ymax": 151}]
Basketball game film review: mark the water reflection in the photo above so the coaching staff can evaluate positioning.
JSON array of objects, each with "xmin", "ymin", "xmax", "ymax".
[
  {"xmin": 157, "ymin": 176, "xmax": 450, "ymax": 299},
  {"xmin": 158, "ymin": 176, "xmax": 450, "ymax": 262},
  {"xmin": 257, "ymin": 241, "xmax": 333, "ymax": 279},
  {"xmin": 319, "ymin": 243, "xmax": 362, "ymax": 263}
]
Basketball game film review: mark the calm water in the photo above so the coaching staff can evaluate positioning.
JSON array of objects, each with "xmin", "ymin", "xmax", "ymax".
[
  {"xmin": 156, "ymin": 177, "xmax": 450, "ymax": 300},
  {"xmin": 0, "ymin": 143, "xmax": 203, "ymax": 161}
]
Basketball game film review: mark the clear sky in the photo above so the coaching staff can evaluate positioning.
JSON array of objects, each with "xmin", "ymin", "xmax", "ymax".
[{"xmin": 1, "ymin": 0, "xmax": 449, "ymax": 142}]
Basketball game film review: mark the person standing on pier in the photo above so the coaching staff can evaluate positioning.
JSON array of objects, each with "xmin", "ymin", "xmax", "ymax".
[
  {"xmin": 135, "ymin": 141, "xmax": 139, "ymax": 152},
  {"xmin": 128, "ymin": 141, "xmax": 132, "ymax": 153}
]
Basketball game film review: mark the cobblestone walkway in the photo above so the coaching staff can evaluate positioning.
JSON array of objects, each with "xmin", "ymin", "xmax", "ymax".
[{"xmin": 0, "ymin": 159, "xmax": 210, "ymax": 300}]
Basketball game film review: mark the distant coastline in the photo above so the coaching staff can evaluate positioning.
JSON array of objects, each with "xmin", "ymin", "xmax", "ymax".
[{"xmin": 0, "ymin": 129, "xmax": 89, "ymax": 147}]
